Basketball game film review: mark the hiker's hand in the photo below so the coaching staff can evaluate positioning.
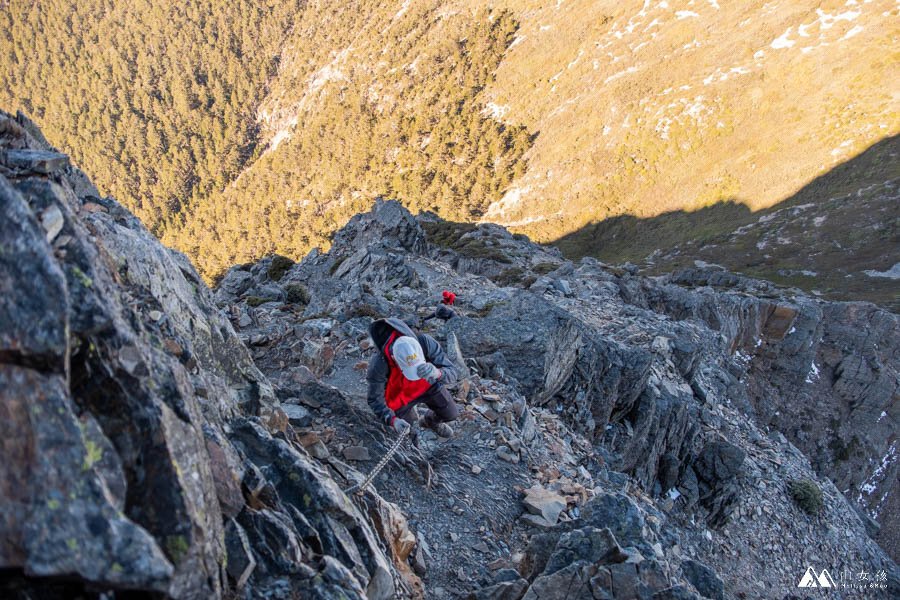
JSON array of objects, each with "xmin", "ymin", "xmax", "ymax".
[
  {"xmin": 417, "ymin": 362, "xmax": 441, "ymax": 384},
  {"xmin": 392, "ymin": 418, "xmax": 411, "ymax": 435}
]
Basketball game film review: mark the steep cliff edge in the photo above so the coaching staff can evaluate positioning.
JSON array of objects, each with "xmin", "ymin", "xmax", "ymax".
[{"xmin": 0, "ymin": 111, "xmax": 417, "ymax": 599}]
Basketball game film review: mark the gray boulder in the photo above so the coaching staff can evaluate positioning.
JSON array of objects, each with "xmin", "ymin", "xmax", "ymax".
[
  {"xmin": 248, "ymin": 282, "xmax": 287, "ymax": 302},
  {"xmin": 693, "ymin": 441, "xmax": 745, "ymax": 526},
  {"xmin": 680, "ymin": 560, "xmax": 725, "ymax": 600},
  {"xmin": 217, "ymin": 267, "xmax": 254, "ymax": 300},
  {"xmin": 581, "ymin": 493, "xmax": 647, "ymax": 548},
  {"xmin": 542, "ymin": 528, "xmax": 627, "ymax": 575}
]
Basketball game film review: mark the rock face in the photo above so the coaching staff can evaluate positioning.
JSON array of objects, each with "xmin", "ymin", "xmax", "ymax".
[
  {"xmin": 0, "ymin": 111, "xmax": 416, "ymax": 599},
  {"xmin": 692, "ymin": 441, "xmax": 745, "ymax": 528},
  {"xmin": 622, "ymin": 267, "xmax": 900, "ymax": 557},
  {"xmin": 221, "ymin": 196, "xmax": 898, "ymax": 597},
  {"xmin": 516, "ymin": 493, "xmax": 702, "ymax": 599}
]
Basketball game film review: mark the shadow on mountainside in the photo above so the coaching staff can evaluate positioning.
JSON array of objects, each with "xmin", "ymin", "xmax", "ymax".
[{"xmin": 553, "ymin": 134, "xmax": 900, "ymax": 312}]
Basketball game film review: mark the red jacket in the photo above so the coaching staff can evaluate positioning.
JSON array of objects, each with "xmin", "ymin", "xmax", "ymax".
[
  {"xmin": 366, "ymin": 318, "xmax": 460, "ymax": 425},
  {"xmin": 382, "ymin": 331, "xmax": 432, "ymax": 411}
]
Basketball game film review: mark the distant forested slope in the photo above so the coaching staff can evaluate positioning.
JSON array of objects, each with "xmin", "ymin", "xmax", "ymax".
[
  {"xmin": 1, "ymin": 0, "xmax": 304, "ymax": 236},
  {"xmin": 171, "ymin": 3, "xmax": 531, "ymax": 277},
  {"xmin": 1, "ymin": 1, "xmax": 531, "ymax": 280}
]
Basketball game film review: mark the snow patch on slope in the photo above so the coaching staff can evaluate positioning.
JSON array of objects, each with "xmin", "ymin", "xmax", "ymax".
[
  {"xmin": 858, "ymin": 443, "xmax": 897, "ymax": 519},
  {"xmin": 483, "ymin": 102, "xmax": 510, "ymax": 120},
  {"xmin": 483, "ymin": 185, "xmax": 533, "ymax": 222},
  {"xmin": 393, "ymin": 0, "xmax": 411, "ymax": 21},
  {"xmin": 771, "ymin": 28, "xmax": 796, "ymax": 49},
  {"xmin": 863, "ymin": 262, "xmax": 900, "ymax": 280}
]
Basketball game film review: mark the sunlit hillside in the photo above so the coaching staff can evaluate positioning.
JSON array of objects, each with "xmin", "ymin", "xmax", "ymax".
[
  {"xmin": 481, "ymin": 0, "xmax": 898, "ymax": 239},
  {"xmin": 2, "ymin": 0, "xmax": 897, "ymax": 296},
  {"xmin": 170, "ymin": 1, "xmax": 531, "ymax": 277},
  {"xmin": 0, "ymin": 0, "xmax": 306, "ymax": 231}
]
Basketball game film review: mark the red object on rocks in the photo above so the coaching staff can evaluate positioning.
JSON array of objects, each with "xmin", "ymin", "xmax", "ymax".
[{"xmin": 442, "ymin": 290, "xmax": 457, "ymax": 305}]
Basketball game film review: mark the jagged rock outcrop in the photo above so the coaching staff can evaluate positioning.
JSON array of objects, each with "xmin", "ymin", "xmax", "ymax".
[
  {"xmin": 0, "ymin": 112, "xmax": 417, "ymax": 599},
  {"xmin": 220, "ymin": 198, "xmax": 898, "ymax": 597},
  {"xmin": 509, "ymin": 491, "xmax": 716, "ymax": 599},
  {"xmin": 619, "ymin": 267, "xmax": 900, "ymax": 557}
]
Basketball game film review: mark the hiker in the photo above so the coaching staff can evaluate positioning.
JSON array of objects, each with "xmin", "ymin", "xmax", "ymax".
[
  {"xmin": 422, "ymin": 303, "xmax": 456, "ymax": 323},
  {"xmin": 366, "ymin": 317, "xmax": 460, "ymax": 438},
  {"xmin": 422, "ymin": 289, "xmax": 458, "ymax": 323}
]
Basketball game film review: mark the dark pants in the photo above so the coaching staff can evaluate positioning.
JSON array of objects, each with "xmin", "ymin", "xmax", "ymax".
[
  {"xmin": 422, "ymin": 304, "xmax": 456, "ymax": 323},
  {"xmin": 395, "ymin": 384, "xmax": 459, "ymax": 426}
]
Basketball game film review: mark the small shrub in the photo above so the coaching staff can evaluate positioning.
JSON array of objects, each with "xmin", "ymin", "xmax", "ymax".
[
  {"xmin": 788, "ymin": 479, "xmax": 823, "ymax": 515},
  {"xmin": 246, "ymin": 296, "xmax": 268, "ymax": 307},
  {"xmin": 347, "ymin": 304, "xmax": 381, "ymax": 319},
  {"xmin": 422, "ymin": 220, "xmax": 477, "ymax": 248},
  {"xmin": 491, "ymin": 267, "xmax": 526, "ymax": 287},
  {"xmin": 267, "ymin": 255, "xmax": 294, "ymax": 281},
  {"xmin": 532, "ymin": 262, "xmax": 559, "ymax": 275},
  {"xmin": 473, "ymin": 301, "xmax": 500, "ymax": 318},
  {"xmin": 284, "ymin": 283, "xmax": 310, "ymax": 305},
  {"xmin": 829, "ymin": 434, "xmax": 859, "ymax": 463},
  {"xmin": 422, "ymin": 221, "xmax": 511, "ymax": 263}
]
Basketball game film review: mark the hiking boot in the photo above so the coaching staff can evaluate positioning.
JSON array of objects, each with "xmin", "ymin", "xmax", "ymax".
[
  {"xmin": 431, "ymin": 421, "xmax": 453, "ymax": 438},
  {"xmin": 419, "ymin": 413, "xmax": 453, "ymax": 438}
]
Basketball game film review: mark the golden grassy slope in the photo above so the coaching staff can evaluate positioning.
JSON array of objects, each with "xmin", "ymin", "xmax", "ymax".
[{"xmin": 482, "ymin": 0, "xmax": 899, "ymax": 243}]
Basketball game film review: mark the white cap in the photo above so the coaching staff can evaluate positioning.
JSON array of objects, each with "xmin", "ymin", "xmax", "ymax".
[{"xmin": 391, "ymin": 336, "xmax": 425, "ymax": 380}]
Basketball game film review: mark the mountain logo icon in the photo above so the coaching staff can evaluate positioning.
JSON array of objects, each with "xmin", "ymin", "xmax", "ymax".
[{"xmin": 798, "ymin": 566, "xmax": 837, "ymax": 588}]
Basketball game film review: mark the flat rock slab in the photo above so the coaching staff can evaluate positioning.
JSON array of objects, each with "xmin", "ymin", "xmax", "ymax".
[
  {"xmin": 520, "ymin": 514, "xmax": 557, "ymax": 529},
  {"xmin": 342, "ymin": 446, "xmax": 371, "ymax": 461},
  {"xmin": 522, "ymin": 485, "xmax": 567, "ymax": 525},
  {"xmin": 282, "ymin": 404, "xmax": 312, "ymax": 427},
  {"xmin": 307, "ymin": 440, "xmax": 330, "ymax": 459},
  {"xmin": 4, "ymin": 149, "xmax": 69, "ymax": 174}
]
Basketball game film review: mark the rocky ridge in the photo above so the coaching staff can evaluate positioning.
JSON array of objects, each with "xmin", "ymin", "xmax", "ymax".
[
  {"xmin": 1, "ymin": 110, "xmax": 898, "ymax": 600},
  {"xmin": 218, "ymin": 200, "xmax": 899, "ymax": 597}
]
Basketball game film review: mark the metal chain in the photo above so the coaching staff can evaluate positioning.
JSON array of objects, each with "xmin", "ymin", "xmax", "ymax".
[{"xmin": 343, "ymin": 426, "xmax": 410, "ymax": 495}]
